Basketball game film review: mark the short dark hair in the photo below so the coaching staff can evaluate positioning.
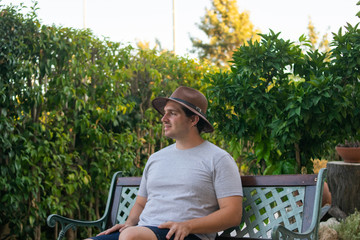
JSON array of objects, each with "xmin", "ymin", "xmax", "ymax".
[{"xmin": 181, "ymin": 106, "xmax": 206, "ymax": 133}]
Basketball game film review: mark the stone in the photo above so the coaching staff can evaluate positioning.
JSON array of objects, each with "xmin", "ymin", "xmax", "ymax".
[{"xmin": 318, "ymin": 218, "xmax": 339, "ymax": 240}]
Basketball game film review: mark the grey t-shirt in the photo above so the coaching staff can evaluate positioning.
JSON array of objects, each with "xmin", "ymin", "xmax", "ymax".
[{"xmin": 137, "ymin": 141, "xmax": 243, "ymax": 240}]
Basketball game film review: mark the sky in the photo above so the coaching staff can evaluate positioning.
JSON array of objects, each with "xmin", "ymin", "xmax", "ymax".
[{"xmin": 1, "ymin": 0, "xmax": 360, "ymax": 58}]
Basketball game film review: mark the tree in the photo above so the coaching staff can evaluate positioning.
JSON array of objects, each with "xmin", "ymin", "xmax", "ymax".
[
  {"xmin": 190, "ymin": 0, "xmax": 260, "ymax": 67},
  {"xmin": 205, "ymin": 23, "xmax": 360, "ymax": 175}
]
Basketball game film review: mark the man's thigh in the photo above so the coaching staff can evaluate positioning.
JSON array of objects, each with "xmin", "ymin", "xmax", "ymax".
[{"xmin": 119, "ymin": 226, "xmax": 157, "ymax": 240}]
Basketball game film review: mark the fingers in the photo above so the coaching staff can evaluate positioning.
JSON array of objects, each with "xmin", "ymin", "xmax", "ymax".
[
  {"xmin": 158, "ymin": 222, "xmax": 174, "ymax": 239},
  {"xmin": 166, "ymin": 226, "xmax": 175, "ymax": 240},
  {"xmin": 167, "ymin": 228, "xmax": 186, "ymax": 240},
  {"xmin": 175, "ymin": 232, "xmax": 187, "ymax": 240},
  {"xmin": 158, "ymin": 222, "xmax": 170, "ymax": 229},
  {"xmin": 96, "ymin": 224, "xmax": 123, "ymax": 236},
  {"xmin": 159, "ymin": 222, "xmax": 189, "ymax": 240},
  {"xmin": 97, "ymin": 229, "xmax": 111, "ymax": 236},
  {"xmin": 119, "ymin": 224, "xmax": 130, "ymax": 232}
]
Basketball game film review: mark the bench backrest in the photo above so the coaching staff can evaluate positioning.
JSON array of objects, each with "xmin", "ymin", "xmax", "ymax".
[{"xmin": 104, "ymin": 172, "xmax": 320, "ymax": 239}]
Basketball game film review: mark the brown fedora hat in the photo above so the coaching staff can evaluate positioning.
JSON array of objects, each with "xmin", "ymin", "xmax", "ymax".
[{"xmin": 152, "ymin": 86, "xmax": 214, "ymax": 133}]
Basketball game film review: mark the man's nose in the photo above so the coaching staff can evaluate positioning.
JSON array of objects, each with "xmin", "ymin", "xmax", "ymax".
[{"xmin": 161, "ymin": 113, "xmax": 168, "ymax": 122}]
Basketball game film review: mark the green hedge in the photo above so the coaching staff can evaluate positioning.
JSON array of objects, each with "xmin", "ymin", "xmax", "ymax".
[
  {"xmin": 0, "ymin": 4, "xmax": 215, "ymax": 239},
  {"xmin": 1, "ymin": 2, "xmax": 360, "ymax": 239},
  {"xmin": 205, "ymin": 28, "xmax": 360, "ymax": 174}
]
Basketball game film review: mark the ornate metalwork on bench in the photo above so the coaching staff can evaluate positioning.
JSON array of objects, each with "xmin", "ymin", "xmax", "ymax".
[{"xmin": 47, "ymin": 168, "xmax": 327, "ymax": 240}]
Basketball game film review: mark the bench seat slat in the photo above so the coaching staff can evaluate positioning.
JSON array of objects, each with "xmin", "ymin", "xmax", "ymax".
[{"xmin": 241, "ymin": 174, "xmax": 317, "ymax": 187}]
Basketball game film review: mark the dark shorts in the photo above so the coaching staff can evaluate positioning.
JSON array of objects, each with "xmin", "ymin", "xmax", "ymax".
[
  {"xmin": 89, "ymin": 226, "xmax": 201, "ymax": 240},
  {"xmin": 89, "ymin": 232, "xmax": 119, "ymax": 240}
]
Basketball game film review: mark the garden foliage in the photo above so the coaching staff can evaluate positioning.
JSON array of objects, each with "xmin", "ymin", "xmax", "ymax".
[
  {"xmin": 334, "ymin": 209, "xmax": 360, "ymax": 240},
  {"xmin": 205, "ymin": 27, "xmax": 360, "ymax": 175},
  {"xmin": 0, "ymin": 3, "xmax": 214, "ymax": 239},
  {"xmin": 1, "ymin": 2, "xmax": 360, "ymax": 239}
]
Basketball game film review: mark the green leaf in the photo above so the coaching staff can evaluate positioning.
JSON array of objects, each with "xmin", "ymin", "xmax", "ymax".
[
  {"xmin": 29, "ymin": 215, "xmax": 35, "ymax": 227},
  {"xmin": 255, "ymin": 142, "xmax": 264, "ymax": 159},
  {"xmin": 282, "ymin": 161, "xmax": 296, "ymax": 174},
  {"xmin": 263, "ymin": 164, "xmax": 277, "ymax": 175},
  {"xmin": 1, "ymin": 108, "xmax": 7, "ymax": 117}
]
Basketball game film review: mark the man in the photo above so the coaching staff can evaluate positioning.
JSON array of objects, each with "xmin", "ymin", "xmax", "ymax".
[{"xmin": 86, "ymin": 86, "xmax": 243, "ymax": 240}]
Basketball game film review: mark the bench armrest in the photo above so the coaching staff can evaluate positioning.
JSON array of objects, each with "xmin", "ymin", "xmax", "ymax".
[
  {"xmin": 271, "ymin": 168, "xmax": 327, "ymax": 240},
  {"xmin": 47, "ymin": 214, "xmax": 107, "ymax": 240},
  {"xmin": 47, "ymin": 171, "xmax": 123, "ymax": 240},
  {"xmin": 272, "ymin": 224, "xmax": 314, "ymax": 239}
]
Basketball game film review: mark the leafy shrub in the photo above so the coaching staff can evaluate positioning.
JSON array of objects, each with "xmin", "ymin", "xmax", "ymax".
[
  {"xmin": 334, "ymin": 209, "xmax": 360, "ymax": 240},
  {"xmin": 0, "ymin": 3, "xmax": 214, "ymax": 239},
  {"xmin": 205, "ymin": 22, "xmax": 360, "ymax": 175}
]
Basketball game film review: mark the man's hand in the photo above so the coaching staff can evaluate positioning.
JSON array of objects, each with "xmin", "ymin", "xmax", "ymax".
[
  {"xmin": 96, "ymin": 196, "xmax": 147, "ymax": 236},
  {"xmin": 96, "ymin": 223, "xmax": 131, "ymax": 236},
  {"xmin": 158, "ymin": 221, "xmax": 191, "ymax": 240},
  {"xmin": 158, "ymin": 196, "xmax": 243, "ymax": 240}
]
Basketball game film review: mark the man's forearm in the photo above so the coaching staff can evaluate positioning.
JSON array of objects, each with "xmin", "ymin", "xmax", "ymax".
[
  {"xmin": 185, "ymin": 196, "xmax": 243, "ymax": 234},
  {"xmin": 159, "ymin": 196, "xmax": 243, "ymax": 238},
  {"xmin": 125, "ymin": 196, "xmax": 147, "ymax": 226}
]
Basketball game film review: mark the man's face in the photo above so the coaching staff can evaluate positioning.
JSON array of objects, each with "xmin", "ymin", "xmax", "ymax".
[{"xmin": 161, "ymin": 101, "xmax": 193, "ymax": 140}]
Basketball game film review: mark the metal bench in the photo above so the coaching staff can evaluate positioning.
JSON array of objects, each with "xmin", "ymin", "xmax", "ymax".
[{"xmin": 47, "ymin": 168, "xmax": 327, "ymax": 240}]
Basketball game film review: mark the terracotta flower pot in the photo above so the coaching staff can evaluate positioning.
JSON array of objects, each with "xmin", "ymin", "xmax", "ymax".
[
  {"xmin": 335, "ymin": 146, "xmax": 360, "ymax": 163},
  {"xmin": 322, "ymin": 182, "xmax": 331, "ymax": 206}
]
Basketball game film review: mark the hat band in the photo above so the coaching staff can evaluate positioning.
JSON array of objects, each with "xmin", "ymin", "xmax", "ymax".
[{"xmin": 169, "ymin": 97, "xmax": 206, "ymax": 118}]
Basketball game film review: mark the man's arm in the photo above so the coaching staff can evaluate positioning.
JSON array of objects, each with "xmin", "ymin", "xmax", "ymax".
[
  {"xmin": 123, "ymin": 195, "xmax": 147, "ymax": 226},
  {"xmin": 96, "ymin": 196, "xmax": 147, "ymax": 236},
  {"xmin": 159, "ymin": 195, "xmax": 243, "ymax": 240}
]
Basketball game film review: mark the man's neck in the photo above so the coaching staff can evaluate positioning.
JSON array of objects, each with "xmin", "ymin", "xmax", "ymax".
[{"xmin": 175, "ymin": 134, "xmax": 205, "ymax": 150}]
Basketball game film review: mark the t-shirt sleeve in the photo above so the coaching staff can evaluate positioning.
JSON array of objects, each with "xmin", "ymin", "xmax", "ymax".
[{"xmin": 214, "ymin": 154, "xmax": 243, "ymax": 199}]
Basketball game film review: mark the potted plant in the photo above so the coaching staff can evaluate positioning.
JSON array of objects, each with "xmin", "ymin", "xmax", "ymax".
[{"xmin": 335, "ymin": 139, "xmax": 360, "ymax": 163}]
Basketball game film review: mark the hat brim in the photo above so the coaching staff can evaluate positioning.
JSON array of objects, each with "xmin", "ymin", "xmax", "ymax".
[{"xmin": 152, "ymin": 97, "xmax": 214, "ymax": 133}]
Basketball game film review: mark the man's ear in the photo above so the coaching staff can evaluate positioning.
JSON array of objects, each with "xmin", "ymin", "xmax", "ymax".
[{"xmin": 191, "ymin": 115, "xmax": 200, "ymax": 126}]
